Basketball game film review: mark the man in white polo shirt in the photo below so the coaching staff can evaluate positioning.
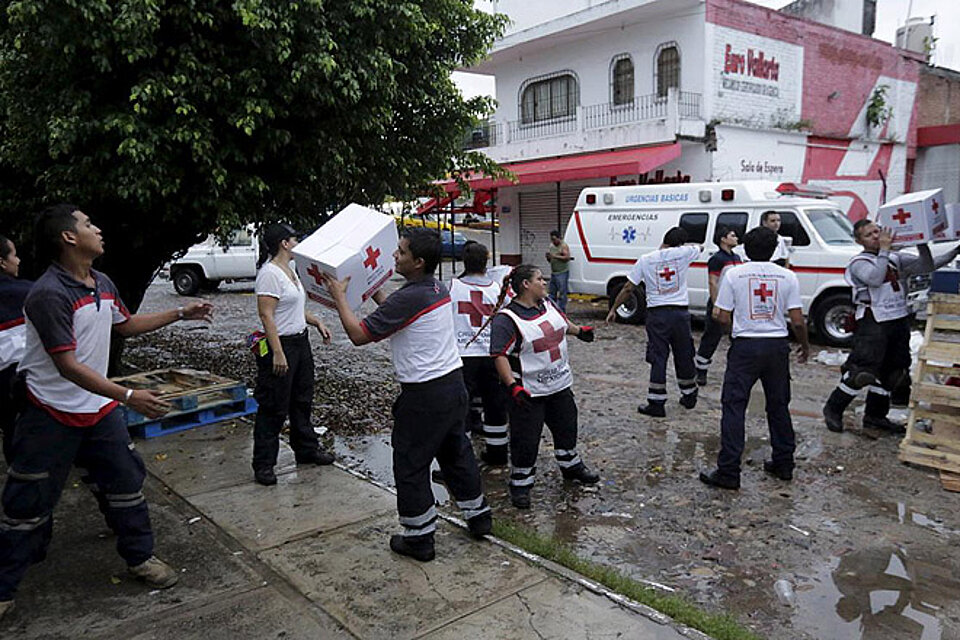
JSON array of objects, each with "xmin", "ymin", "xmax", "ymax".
[
  {"xmin": 699, "ymin": 226, "xmax": 809, "ymax": 490},
  {"xmin": 0, "ymin": 204, "xmax": 213, "ymax": 620},
  {"xmin": 606, "ymin": 227, "xmax": 702, "ymax": 417},
  {"xmin": 322, "ymin": 228, "xmax": 491, "ymax": 562}
]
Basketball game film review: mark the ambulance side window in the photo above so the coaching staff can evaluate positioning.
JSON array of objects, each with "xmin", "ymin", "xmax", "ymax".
[
  {"xmin": 679, "ymin": 212, "xmax": 708, "ymax": 244},
  {"xmin": 770, "ymin": 211, "xmax": 811, "ymax": 247},
  {"xmin": 715, "ymin": 212, "xmax": 748, "ymax": 240}
]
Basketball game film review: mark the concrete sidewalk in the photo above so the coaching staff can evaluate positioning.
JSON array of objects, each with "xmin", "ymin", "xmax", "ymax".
[{"xmin": 1, "ymin": 419, "xmax": 704, "ymax": 640}]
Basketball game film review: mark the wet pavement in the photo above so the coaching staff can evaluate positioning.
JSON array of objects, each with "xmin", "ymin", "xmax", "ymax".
[{"xmin": 122, "ymin": 277, "xmax": 960, "ymax": 640}]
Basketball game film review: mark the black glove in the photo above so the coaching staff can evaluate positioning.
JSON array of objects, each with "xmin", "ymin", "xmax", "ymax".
[
  {"xmin": 509, "ymin": 381, "xmax": 531, "ymax": 406},
  {"xmin": 577, "ymin": 325, "xmax": 595, "ymax": 342}
]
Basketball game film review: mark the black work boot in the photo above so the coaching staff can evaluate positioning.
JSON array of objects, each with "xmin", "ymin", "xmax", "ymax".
[
  {"xmin": 509, "ymin": 485, "xmax": 532, "ymax": 509},
  {"xmin": 296, "ymin": 448, "xmax": 335, "ymax": 466},
  {"xmin": 561, "ymin": 462, "xmax": 600, "ymax": 485},
  {"xmin": 679, "ymin": 392, "xmax": 698, "ymax": 410},
  {"xmin": 698, "ymin": 469, "xmax": 740, "ymax": 490},
  {"xmin": 696, "ymin": 370, "xmax": 708, "ymax": 387},
  {"xmin": 763, "ymin": 460, "xmax": 793, "ymax": 481},
  {"xmin": 254, "ymin": 468, "xmax": 277, "ymax": 486},
  {"xmin": 637, "ymin": 402, "xmax": 666, "ymax": 418},
  {"xmin": 823, "ymin": 403, "xmax": 844, "ymax": 433},
  {"xmin": 862, "ymin": 415, "xmax": 906, "ymax": 434},
  {"xmin": 389, "ymin": 533, "xmax": 436, "ymax": 562},
  {"xmin": 466, "ymin": 511, "xmax": 492, "ymax": 539}
]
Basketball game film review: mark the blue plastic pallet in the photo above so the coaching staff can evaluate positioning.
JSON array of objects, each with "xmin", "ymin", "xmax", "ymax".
[{"xmin": 127, "ymin": 397, "xmax": 258, "ymax": 439}]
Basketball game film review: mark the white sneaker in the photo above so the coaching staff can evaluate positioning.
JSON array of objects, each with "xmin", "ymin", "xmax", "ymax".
[{"xmin": 128, "ymin": 556, "xmax": 179, "ymax": 589}]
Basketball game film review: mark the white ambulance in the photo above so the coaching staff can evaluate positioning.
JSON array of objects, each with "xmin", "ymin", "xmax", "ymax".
[{"xmin": 563, "ymin": 181, "xmax": 860, "ymax": 346}]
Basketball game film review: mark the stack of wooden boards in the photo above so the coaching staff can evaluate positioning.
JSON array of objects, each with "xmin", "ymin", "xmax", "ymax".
[
  {"xmin": 111, "ymin": 368, "xmax": 257, "ymax": 438},
  {"xmin": 899, "ymin": 293, "xmax": 960, "ymax": 492}
]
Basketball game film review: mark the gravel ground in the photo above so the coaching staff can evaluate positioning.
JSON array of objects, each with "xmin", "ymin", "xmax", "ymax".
[{"xmin": 127, "ymin": 276, "xmax": 960, "ymax": 640}]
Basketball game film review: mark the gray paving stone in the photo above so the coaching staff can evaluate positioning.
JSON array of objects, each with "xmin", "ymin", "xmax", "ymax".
[
  {"xmin": 188, "ymin": 465, "xmax": 395, "ymax": 550},
  {"xmin": 260, "ymin": 514, "xmax": 546, "ymax": 640},
  {"xmin": 421, "ymin": 576, "xmax": 688, "ymax": 640}
]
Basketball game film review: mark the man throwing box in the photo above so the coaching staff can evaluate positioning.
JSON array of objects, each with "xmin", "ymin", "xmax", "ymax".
[
  {"xmin": 822, "ymin": 221, "xmax": 960, "ymax": 433},
  {"xmin": 322, "ymin": 228, "xmax": 491, "ymax": 562},
  {"xmin": 0, "ymin": 204, "xmax": 214, "ymax": 620}
]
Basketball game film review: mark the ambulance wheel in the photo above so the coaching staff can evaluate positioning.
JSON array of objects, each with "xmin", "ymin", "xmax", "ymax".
[
  {"xmin": 608, "ymin": 281, "xmax": 646, "ymax": 325},
  {"xmin": 172, "ymin": 267, "xmax": 202, "ymax": 296},
  {"xmin": 813, "ymin": 293, "xmax": 855, "ymax": 347}
]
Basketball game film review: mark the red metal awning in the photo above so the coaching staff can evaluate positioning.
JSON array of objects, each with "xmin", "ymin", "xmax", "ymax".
[{"xmin": 444, "ymin": 142, "xmax": 682, "ymax": 192}]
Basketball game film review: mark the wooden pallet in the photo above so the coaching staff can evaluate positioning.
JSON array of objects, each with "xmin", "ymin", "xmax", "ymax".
[
  {"xmin": 110, "ymin": 368, "xmax": 257, "ymax": 437},
  {"xmin": 941, "ymin": 471, "xmax": 960, "ymax": 493},
  {"xmin": 899, "ymin": 294, "xmax": 960, "ymax": 476}
]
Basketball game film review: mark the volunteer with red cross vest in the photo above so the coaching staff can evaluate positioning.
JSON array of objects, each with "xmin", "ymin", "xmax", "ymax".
[
  {"xmin": 0, "ymin": 205, "xmax": 214, "ymax": 620},
  {"xmin": 822, "ymin": 220, "xmax": 960, "ymax": 433},
  {"xmin": 321, "ymin": 228, "xmax": 490, "ymax": 562},
  {"xmin": 607, "ymin": 227, "xmax": 702, "ymax": 417},
  {"xmin": 488, "ymin": 264, "xmax": 599, "ymax": 509},
  {"xmin": 0, "ymin": 234, "xmax": 31, "ymax": 462},
  {"xmin": 450, "ymin": 242, "xmax": 509, "ymax": 465},
  {"xmin": 699, "ymin": 227, "xmax": 809, "ymax": 490}
]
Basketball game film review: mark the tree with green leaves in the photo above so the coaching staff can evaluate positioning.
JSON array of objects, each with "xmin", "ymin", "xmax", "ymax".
[{"xmin": 0, "ymin": 0, "xmax": 504, "ymax": 309}]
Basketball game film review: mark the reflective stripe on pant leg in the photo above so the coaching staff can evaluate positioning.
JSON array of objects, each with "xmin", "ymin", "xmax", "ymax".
[
  {"xmin": 867, "ymin": 385, "xmax": 890, "ymax": 396},
  {"xmin": 399, "ymin": 504, "xmax": 437, "ymax": 537},
  {"xmin": 482, "ymin": 423, "xmax": 509, "ymax": 446},
  {"xmin": 648, "ymin": 382, "xmax": 667, "ymax": 403},
  {"xmin": 456, "ymin": 495, "xmax": 491, "ymax": 520},
  {"xmin": 554, "ymin": 448, "xmax": 582, "ymax": 469},
  {"xmin": 695, "ymin": 354, "xmax": 711, "ymax": 371},
  {"xmin": 510, "ymin": 466, "xmax": 536, "ymax": 487},
  {"xmin": 678, "ymin": 378, "xmax": 698, "ymax": 395}
]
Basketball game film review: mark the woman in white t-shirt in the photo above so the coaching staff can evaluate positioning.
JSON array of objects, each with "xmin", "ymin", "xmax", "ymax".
[{"xmin": 251, "ymin": 223, "xmax": 334, "ymax": 486}]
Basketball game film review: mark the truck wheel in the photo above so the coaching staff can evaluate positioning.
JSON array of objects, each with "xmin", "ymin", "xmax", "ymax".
[
  {"xmin": 608, "ymin": 281, "xmax": 646, "ymax": 325},
  {"xmin": 172, "ymin": 267, "xmax": 201, "ymax": 296},
  {"xmin": 200, "ymin": 278, "xmax": 221, "ymax": 292},
  {"xmin": 813, "ymin": 293, "xmax": 855, "ymax": 347}
]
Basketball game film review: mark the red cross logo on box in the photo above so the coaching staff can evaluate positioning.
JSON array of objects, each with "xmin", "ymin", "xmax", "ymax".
[
  {"xmin": 363, "ymin": 246, "xmax": 381, "ymax": 270},
  {"xmin": 532, "ymin": 321, "xmax": 565, "ymax": 362},
  {"xmin": 932, "ymin": 200, "xmax": 940, "ymax": 214},
  {"xmin": 659, "ymin": 266, "xmax": 676, "ymax": 281},
  {"xmin": 306, "ymin": 263, "xmax": 324, "ymax": 285},
  {"xmin": 753, "ymin": 282, "xmax": 774, "ymax": 303},
  {"xmin": 458, "ymin": 290, "xmax": 494, "ymax": 327},
  {"xmin": 892, "ymin": 208, "xmax": 911, "ymax": 225}
]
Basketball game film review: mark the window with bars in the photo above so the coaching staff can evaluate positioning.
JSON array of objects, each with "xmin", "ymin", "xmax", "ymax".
[
  {"xmin": 656, "ymin": 45, "xmax": 680, "ymax": 98},
  {"xmin": 520, "ymin": 73, "xmax": 578, "ymax": 124},
  {"xmin": 611, "ymin": 56, "xmax": 634, "ymax": 106}
]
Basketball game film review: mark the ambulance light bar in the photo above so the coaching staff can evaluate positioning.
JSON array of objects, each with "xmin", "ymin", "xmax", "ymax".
[{"xmin": 776, "ymin": 183, "xmax": 833, "ymax": 199}]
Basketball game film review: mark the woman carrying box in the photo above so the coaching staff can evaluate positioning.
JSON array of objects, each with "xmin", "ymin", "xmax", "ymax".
[{"xmin": 252, "ymin": 223, "xmax": 335, "ymax": 486}]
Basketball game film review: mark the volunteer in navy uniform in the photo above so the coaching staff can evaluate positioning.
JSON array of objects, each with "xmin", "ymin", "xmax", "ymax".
[
  {"xmin": 0, "ymin": 205, "xmax": 214, "ymax": 619},
  {"xmin": 606, "ymin": 227, "xmax": 702, "ymax": 417},
  {"xmin": 0, "ymin": 235, "xmax": 32, "ymax": 462},
  {"xmin": 450, "ymin": 241, "xmax": 509, "ymax": 465},
  {"xmin": 488, "ymin": 264, "xmax": 599, "ymax": 509},
  {"xmin": 760, "ymin": 211, "xmax": 791, "ymax": 268},
  {"xmin": 321, "ymin": 228, "xmax": 491, "ymax": 562},
  {"xmin": 694, "ymin": 225, "xmax": 742, "ymax": 387},
  {"xmin": 251, "ymin": 223, "xmax": 335, "ymax": 487},
  {"xmin": 822, "ymin": 220, "xmax": 960, "ymax": 433},
  {"xmin": 699, "ymin": 226, "xmax": 810, "ymax": 490}
]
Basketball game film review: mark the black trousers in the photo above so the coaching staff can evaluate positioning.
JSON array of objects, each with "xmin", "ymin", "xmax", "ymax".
[
  {"xmin": 461, "ymin": 356, "xmax": 509, "ymax": 453},
  {"xmin": 717, "ymin": 338, "xmax": 795, "ymax": 479},
  {"xmin": 0, "ymin": 405, "xmax": 154, "ymax": 600},
  {"xmin": 252, "ymin": 331, "xmax": 319, "ymax": 471},
  {"xmin": 508, "ymin": 387, "xmax": 580, "ymax": 488},
  {"xmin": 0, "ymin": 364, "xmax": 25, "ymax": 462},
  {"xmin": 696, "ymin": 300, "xmax": 725, "ymax": 373},
  {"xmin": 392, "ymin": 369, "xmax": 487, "ymax": 538},
  {"xmin": 825, "ymin": 313, "xmax": 912, "ymax": 419},
  {"xmin": 645, "ymin": 307, "xmax": 698, "ymax": 405}
]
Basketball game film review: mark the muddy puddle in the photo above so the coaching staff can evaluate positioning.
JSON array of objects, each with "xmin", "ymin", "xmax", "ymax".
[{"xmin": 130, "ymin": 283, "xmax": 960, "ymax": 640}]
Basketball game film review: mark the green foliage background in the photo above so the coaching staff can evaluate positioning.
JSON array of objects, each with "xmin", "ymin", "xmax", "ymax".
[{"xmin": 0, "ymin": 0, "xmax": 504, "ymax": 307}]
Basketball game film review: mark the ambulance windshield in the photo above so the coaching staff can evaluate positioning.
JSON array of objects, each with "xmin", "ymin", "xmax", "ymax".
[{"xmin": 805, "ymin": 208, "xmax": 855, "ymax": 245}]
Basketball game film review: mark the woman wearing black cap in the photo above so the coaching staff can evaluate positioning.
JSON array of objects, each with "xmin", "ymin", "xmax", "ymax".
[{"xmin": 251, "ymin": 223, "xmax": 334, "ymax": 486}]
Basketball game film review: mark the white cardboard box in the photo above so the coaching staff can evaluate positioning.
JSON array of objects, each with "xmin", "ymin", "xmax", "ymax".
[
  {"xmin": 292, "ymin": 204, "xmax": 398, "ymax": 310},
  {"xmin": 946, "ymin": 203, "xmax": 960, "ymax": 240},
  {"xmin": 876, "ymin": 189, "xmax": 948, "ymax": 247}
]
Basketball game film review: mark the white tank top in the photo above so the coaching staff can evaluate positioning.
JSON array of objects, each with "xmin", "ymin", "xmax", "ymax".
[
  {"xmin": 845, "ymin": 252, "xmax": 910, "ymax": 322},
  {"xmin": 450, "ymin": 277, "xmax": 501, "ymax": 358},
  {"xmin": 499, "ymin": 301, "xmax": 572, "ymax": 397}
]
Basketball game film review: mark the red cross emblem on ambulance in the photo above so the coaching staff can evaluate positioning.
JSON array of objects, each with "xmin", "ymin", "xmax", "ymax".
[{"xmin": 458, "ymin": 291, "xmax": 494, "ymax": 327}]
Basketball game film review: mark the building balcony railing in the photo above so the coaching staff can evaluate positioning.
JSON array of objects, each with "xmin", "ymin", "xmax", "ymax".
[{"xmin": 462, "ymin": 90, "xmax": 702, "ymax": 151}]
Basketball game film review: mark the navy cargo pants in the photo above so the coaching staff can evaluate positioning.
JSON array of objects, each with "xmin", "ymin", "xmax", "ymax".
[
  {"xmin": 716, "ymin": 337, "xmax": 795, "ymax": 480},
  {"xmin": 0, "ymin": 404, "xmax": 154, "ymax": 600},
  {"xmin": 645, "ymin": 306, "xmax": 698, "ymax": 407}
]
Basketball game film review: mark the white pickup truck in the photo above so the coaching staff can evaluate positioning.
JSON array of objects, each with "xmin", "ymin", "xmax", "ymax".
[{"xmin": 169, "ymin": 228, "xmax": 259, "ymax": 295}]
